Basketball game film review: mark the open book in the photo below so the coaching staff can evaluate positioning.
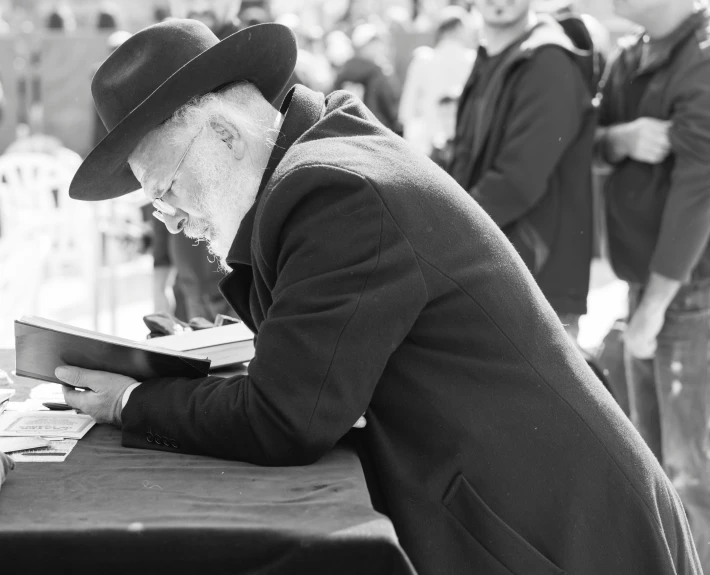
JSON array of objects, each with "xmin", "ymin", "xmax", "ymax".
[
  {"xmin": 144, "ymin": 322, "xmax": 255, "ymax": 369},
  {"xmin": 15, "ymin": 316, "xmax": 212, "ymax": 385}
]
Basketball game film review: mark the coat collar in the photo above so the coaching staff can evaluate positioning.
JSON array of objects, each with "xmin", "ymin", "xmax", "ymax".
[
  {"xmin": 635, "ymin": 8, "xmax": 708, "ymax": 75},
  {"xmin": 225, "ymin": 85, "xmax": 325, "ymax": 266}
]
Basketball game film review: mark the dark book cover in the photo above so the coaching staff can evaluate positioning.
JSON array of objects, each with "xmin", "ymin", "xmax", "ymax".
[{"xmin": 15, "ymin": 317, "xmax": 211, "ymax": 385}]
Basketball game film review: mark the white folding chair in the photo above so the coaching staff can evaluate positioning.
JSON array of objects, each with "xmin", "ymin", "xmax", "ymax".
[{"xmin": 0, "ymin": 151, "xmax": 95, "ymax": 329}]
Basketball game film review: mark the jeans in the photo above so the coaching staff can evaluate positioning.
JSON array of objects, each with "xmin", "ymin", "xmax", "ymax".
[{"xmin": 626, "ymin": 282, "xmax": 710, "ymax": 570}]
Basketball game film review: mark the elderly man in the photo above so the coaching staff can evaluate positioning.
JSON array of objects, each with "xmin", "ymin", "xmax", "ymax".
[{"xmin": 57, "ymin": 20, "xmax": 701, "ymax": 574}]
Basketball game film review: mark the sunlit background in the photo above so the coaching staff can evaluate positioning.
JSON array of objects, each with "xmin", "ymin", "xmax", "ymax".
[{"xmin": 0, "ymin": 0, "xmax": 631, "ymax": 348}]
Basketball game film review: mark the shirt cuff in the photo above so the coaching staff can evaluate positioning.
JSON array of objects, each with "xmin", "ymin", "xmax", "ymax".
[{"xmin": 122, "ymin": 383, "xmax": 142, "ymax": 410}]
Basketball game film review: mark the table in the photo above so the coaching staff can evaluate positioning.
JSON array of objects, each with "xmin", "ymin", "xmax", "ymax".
[{"xmin": 0, "ymin": 350, "xmax": 416, "ymax": 574}]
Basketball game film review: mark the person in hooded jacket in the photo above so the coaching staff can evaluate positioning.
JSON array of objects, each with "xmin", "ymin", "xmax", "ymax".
[{"xmin": 450, "ymin": 0, "xmax": 596, "ymax": 340}]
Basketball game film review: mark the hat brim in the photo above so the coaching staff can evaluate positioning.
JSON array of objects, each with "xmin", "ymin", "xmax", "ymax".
[{"xmin": 70, "ymin": 23, "xmax": 297, "ymax": 201}]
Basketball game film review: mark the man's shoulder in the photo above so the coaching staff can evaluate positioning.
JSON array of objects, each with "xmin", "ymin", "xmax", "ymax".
[
  {"xmin": 516, "ymin": 19, "xmax": 592, "ymax": 85},
  {"xmin": 670, "ymin": 15, "xmax": 710, "ymax": 89},
  {"xmin": 269, "ymin": 130, "xmax": 398, "ymax": 192},
  {"xmin": 265, "ymin": 89, "xmax": 447, "ymax": 199},
  {"xmin": 515, "ymin": 44, "xmax": 589, "ymax": 93},
  {"xmin": 525, "ymin": 44, "xmax": 583, "ymax": 69}
]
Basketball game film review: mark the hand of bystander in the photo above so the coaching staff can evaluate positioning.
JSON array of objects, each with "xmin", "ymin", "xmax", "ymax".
[
  {"xmin": 623, "ymin": 272, "xmax": 681, "ymax": 358},
  {"xmin": 602, "ymin": 117, "xmax": 672, "ymax": 164}
]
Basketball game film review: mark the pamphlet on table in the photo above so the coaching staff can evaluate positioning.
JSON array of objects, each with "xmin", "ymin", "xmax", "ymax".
[
  {"xmin": 0, "ymin": 411, "xmax": 95, "ymax": 439},
  {"xmin": 8, "ymin": 438, "xmax": 78, "ymax": 462}
]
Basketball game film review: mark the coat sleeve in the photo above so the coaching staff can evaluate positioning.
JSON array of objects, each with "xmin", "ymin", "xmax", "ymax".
[
  {"xmin": 121, "ymin": 168, "xmax": 428, "ymax": 465},
  {"xmin": 471, "ymin": 48, "xmax": 589, "ymax": 228},
  {"xmin": 650, "ymin": 58, "xmax": 710, "ymax": 282}
]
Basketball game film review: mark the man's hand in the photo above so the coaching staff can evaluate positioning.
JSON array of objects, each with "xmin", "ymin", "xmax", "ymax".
[
  {"xmin": 624, "ymin": 272, "xmax": 681, "ymax": 359},
  {"xmin": 56, "ymin": 366, "xmax": 138, "ymax": 426},
  {"xmin": 603, "ymin": 118, "xmax": 672, "ymax": 164},
  {"xmin": 624, "ymin": 305, "xmax": 666, "ymax": 359},
  {"xmin": 0, "ymin": 451, "xmax": 14, "ymax": 493}
]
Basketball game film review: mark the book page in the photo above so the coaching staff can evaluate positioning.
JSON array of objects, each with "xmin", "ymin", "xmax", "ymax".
[{"xmin": 145, "ymin": 322, "xmax": 255, "ymax": 352}]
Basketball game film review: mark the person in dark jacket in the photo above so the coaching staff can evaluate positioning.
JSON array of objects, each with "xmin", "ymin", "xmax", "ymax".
[
  {"xmin": 58, "ymin": 19, "xmax": 702, "ymax": 574},
  {"xmin": 596, "ymin": 1, "xmax": 710, "ymax": 570},
  {"xmin": 334, "ymin": 23, "xmax": 402, "ymax": 135},
  {"xmin": 450, "ymin": 0, "xmax": 596, "ymax": 339}
]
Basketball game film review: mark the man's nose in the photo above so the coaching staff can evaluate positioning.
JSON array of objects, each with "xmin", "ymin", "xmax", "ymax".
[{"xmin": 162, "ymin": 208, "xmax": 188, "ymax": 234}]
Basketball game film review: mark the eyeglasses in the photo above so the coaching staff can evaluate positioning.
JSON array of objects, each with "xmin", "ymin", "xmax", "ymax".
[{"xmin": 152, "ymin": 126, "xmax": 204, "ymax": 218}]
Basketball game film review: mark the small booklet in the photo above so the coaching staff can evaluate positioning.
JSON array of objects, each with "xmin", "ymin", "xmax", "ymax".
[
  {"xmin": 0, "ymin": 436, "xmax": 50, "ymax": 453},
  {"xmin": 10, "ymin": 438, "xmax": 78, "ymax": 463},
  {"xmin": 145, "ymin": 322, "xmax": 255, "ymax": 369},
  {"xmin": 0, "ymin": 412, "xmax": 95, "ymax": 439},
  {"xmin": 15, "ymin": 316, "xmax": 212, "ymax": 386}
]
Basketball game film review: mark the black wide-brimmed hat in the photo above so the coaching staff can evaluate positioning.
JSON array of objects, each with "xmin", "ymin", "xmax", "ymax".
[{"xmin": 69, "ymin": 19, "xmax": 297, "ymax": 201}]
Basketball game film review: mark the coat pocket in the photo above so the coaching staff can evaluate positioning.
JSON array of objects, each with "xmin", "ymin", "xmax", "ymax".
[{"xmin": 443, "ymin": 474, "xmax": 565, "ymax": 575}]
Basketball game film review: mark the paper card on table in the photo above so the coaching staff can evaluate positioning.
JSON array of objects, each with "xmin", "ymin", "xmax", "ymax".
[
  {"xmin": 0, "ymin": 437, "xmax": 49, "ymax": 453},
  {"xmin": 11, "ymin": 438, "xmax": 78, "ymax": 462},
  {"xmin": 0, "ymin": 412, "xmax": 95, "ymax": 439},
  {"xmin": 5, "ymin": 400, "xmax": 50, "ymax": 412},
  {"xmin": 29, "ymin": 382, "xmax": 66, "ymax": 402}
]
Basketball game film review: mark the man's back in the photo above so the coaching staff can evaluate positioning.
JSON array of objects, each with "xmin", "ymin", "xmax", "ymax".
[{"xmin": 238, "ymin": 88, "xmax": 700, "ymax": 574}]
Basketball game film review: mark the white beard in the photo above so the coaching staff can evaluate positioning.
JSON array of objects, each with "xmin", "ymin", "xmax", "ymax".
[{"xmin": 183, "ymin": 144, "xmax": 260, "ymax": 273}]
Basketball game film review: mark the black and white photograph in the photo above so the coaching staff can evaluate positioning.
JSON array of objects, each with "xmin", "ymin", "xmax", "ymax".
[{"xmin": 0, "ymin": 0, "xmax": 708, "ymax": 573}]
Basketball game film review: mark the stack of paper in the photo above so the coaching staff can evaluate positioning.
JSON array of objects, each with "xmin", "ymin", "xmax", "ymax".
[{"xmin": 0, "ymin": 383, "xmax": 94, "ymax": 463}]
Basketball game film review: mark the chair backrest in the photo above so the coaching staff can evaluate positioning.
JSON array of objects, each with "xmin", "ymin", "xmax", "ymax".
[
  {"xmin": 0, "ymin": 151, "xmax": 75, "ymax": 239},
  {"xmin": 0, "ymin": 151, "xmax": 87, "ymax": 342}
]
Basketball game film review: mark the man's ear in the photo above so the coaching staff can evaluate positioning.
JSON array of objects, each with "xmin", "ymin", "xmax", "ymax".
[{"xmin": 210, "ymin": 119, "xmax": 246, "ymax": 160}]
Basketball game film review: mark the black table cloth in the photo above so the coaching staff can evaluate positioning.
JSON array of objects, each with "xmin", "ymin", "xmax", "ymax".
[{"xmin": 0, "ymin": 349, "xmax": 416, "ymax": 574}]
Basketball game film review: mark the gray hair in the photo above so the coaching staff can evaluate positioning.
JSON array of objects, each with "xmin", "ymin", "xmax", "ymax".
[{"xmin": 168, "ymin": 81, "xmax": 278, "ymax": 148}]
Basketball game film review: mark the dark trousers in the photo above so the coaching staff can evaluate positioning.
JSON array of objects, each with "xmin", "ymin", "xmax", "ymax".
[{"xmin": 626, "ymin": 282, "xmax": 710, "ymax": 570}]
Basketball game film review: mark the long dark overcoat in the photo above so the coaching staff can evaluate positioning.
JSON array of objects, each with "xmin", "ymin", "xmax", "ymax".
[{"xmin": 122, "ymin": 86, "xmax": 701, "ymax": 574}]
